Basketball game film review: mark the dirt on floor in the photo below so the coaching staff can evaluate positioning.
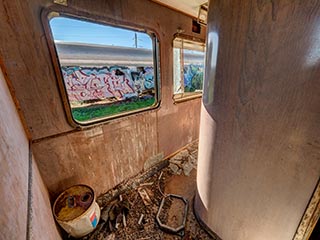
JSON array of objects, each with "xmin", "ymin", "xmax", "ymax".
[{"xmin": 65, "ymin": 142, "xmax": 214, "ymax": 240}]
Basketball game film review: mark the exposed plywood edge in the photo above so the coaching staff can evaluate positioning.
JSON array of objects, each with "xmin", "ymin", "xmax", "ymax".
[
  {"xmin": 293, "ymin": 179, "xmax": 320, "ymax": 240},
  {"xmin": 149, "ymin": 0, "xmax": 198, "ymax": 19}
]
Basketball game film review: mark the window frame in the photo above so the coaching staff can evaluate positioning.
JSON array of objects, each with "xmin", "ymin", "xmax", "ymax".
[
  {"xmin": 172, "ymin": 34, "xmax": 205, "ymax": 103},
  {"xmin": 42, "ymin": 10, "xmax": 161, "ymax": 127}
]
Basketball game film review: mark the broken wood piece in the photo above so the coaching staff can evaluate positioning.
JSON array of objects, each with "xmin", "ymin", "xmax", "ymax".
[
  {"xmin": 108, "ymin": 220, "xmax": 114, "ymax": 232},
  {"xmin": 139, "ymin": 182, "xmax": 154, "ymax": 186},
  {"xmin": 169, "ymin": 159, "xmax": 182, "ymax": 165},
  {"xmin": 100, "ymin": 204, "xmax": 112, "ymax": 222},
  {"xmin": 115, "ymin": 214, "xmax": 122, "ymax": 229},
  {"xmin": 138, "ymin": 214, "xmax": 144, "ymax": 225},
  {"xmin": 158, "ymin": 171, "xmax": 163, "ymax": 180},
  {"xmin": 183, "ymin": 161, "xmax": 194, "ymax": 176},
  {"xmin": 137, "ymin": 188, "xmax": 152, "ymax": 206},
  {"xmin": 169, "ymin": 163, "xmax": 180, "ymax": 174},
  {"xmin": 123, "ymin": 212, "xmax": 127, "ymax": 227}
]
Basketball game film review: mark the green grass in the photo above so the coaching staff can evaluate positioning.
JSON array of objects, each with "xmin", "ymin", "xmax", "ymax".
[{"xmin": 71, "ymin": 97, "xmax": 155, "ymax": 122}]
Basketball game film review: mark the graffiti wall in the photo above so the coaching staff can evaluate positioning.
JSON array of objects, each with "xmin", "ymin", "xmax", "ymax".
[
  {"xmin": 62, "ymin": 66, "xmax": 154, "ymax": 104},
  {"xmin": 183, "ymin": 64, "xmax": 204, "ymax": 92}
]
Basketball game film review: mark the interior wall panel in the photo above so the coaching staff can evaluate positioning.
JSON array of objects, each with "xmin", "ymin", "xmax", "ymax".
[
  {"xmin": 0, "ymin": 65, "xmax": 62, "ymax": 239},
  {"xmin": 195, "ymin": 1, "xmax": 320, "ymax": 240},
  {"xmin": 0, "ymin": 0, "xmax": 73, "ymax": 139},
  {"xmin": 31, "ymin": 156, "xmax": 61, "ymax": 239},
  {"xmin": 32, "ymin": 112, "xmax": 158, "ymax": 198},
  {"xmin": 0, "ymin": 66, "xmax": 29, "ymax": 240}
]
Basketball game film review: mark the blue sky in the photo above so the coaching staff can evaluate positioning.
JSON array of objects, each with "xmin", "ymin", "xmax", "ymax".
[{"xmin": 50, "ymin": 17, "xmax": 152, "ymax": 49}]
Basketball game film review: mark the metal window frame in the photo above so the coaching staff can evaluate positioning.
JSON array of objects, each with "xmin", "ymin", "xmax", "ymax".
[{"xmin": 41, "ymin": 8, "xmax": 161, "ymax": 128}]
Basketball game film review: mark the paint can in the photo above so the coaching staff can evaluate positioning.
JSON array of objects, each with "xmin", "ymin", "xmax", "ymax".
[{"xmin": 53, "ymin": 184, "xmax": 100, "ymax": 238}]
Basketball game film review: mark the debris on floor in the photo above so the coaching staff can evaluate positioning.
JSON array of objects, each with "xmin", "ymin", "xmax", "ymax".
[
  {"xmin": 68, "ymin": 141, "xmax": 214, "ymax": 240},
  {"xmin": 168, "ymin": 145, "xmax": 198, "ymax": 177}
]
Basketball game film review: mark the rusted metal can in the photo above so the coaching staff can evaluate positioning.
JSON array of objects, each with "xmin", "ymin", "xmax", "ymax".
[{"xmin": 53, "ymin": 184, "xmax": 100, "ymax": 238}]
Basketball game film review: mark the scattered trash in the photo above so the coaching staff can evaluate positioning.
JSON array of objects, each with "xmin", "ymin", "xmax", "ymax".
[
  {"xmin": 157, "ymin": 171, "xmax": 165, "ymax": 197},
  {"xmin": 96, "ymin": 196, "xmax": 130, "ymax": 233},
  {"xmin": 169, "ymin": 163, "xmax": 180, "ymax": 174},
  {"xmin": 158, "ymin": 171, "xmax": 163, "ymax": 180},
  {"xmin": 183, "ymin": 161, "xmax": 194, "ymax": 176},
  {"xmin": 139, "ymin": 182, "xmax": 154, "ymax": 187},
  {"xmin": 138, "ymin": 214, "xmax": 144, "ymax": 225},
  {"xmin": 80, "ymin": 141, "xmax": 212, "ymax": 240},
  {"xmin": 100, "ymin": 203, "xmax": 113, "ymax": 222},
  {"xmin": 137, "ymin": 188, "xmax": 152, "ymax": 206},
  {"xmin": 122, "ymin": 213, "xmax": 127, "ymax": 227},
  {"xmin": 169, "ymin": 146, "xmax": 198, "ymax": 177},
  {"xmin": 115, "ymin": 214, "xmax": 122, "ymax": 229}
]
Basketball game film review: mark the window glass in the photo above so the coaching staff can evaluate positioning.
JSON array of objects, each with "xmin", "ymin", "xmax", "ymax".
[
  {"xmin": 173, "ymin": 37, "xmax": 205, "ymax": 101},
  {"xmin": 49, "ymin": 16, "xmax": 159, "ymax": 124}
]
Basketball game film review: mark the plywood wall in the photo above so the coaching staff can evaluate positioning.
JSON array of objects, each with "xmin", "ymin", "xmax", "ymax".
[
  {"xmin": 0, "ymin": 0, "xmax": 205, "ymax": 198},
  {"xmin": 31, "ymin": 156, "xmax": 61, "ymax": 240},
  {"xmin": 0, "ymin": 61, "xmax": 29, "ymax": 240},
  {"xmin": 0, "ymin": 66, "xmax": 61, "ymax": 239},
  {"xmin": 195, "ymin": 0, "xmax": 320, "ymax": 239}
]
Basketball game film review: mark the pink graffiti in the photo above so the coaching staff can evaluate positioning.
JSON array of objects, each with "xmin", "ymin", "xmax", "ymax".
[{"xmin": 62, "ymin": 67, "xmax": 136, "ymax": 102}]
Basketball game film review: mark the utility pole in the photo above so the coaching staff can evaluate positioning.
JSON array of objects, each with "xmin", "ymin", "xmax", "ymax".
[{"xmin": 134, "ymin": 33, "xmax": 138, "ymax": 48}]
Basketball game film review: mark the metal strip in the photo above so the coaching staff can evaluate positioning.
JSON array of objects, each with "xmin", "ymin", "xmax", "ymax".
[
  {"xmin": 26, "ymin": 141, "xmax": 33, "ymax": 240},
  {"xmin": 293, "ymin": 178, "xmax": 320, "ymax": 240}
]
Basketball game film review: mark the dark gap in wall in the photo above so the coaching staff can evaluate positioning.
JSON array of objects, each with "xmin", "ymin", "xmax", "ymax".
[
  {"xmin": 192, "ymin": 20, "xmax": 201, "ymax": 34},
  {"xmin": 309, "ymin": 217, "xmax": 320, "ymax": 240}
]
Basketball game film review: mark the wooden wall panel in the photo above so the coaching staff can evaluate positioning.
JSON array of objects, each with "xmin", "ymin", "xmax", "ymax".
[
  {"xmin": 0, "ymin": 0, "xmax": 73, "ymax": 139},
  {"xmin": 195, "ymin": 1, "xmax": 320, "ymax": 240},
  {"xmin": 32, "ymin": 112, "xmax": 158, "ymax": 198},
  {"xmin": 0, "ymin": 66, "xmax": 62, "ymax": 239},
  {"xmin": 158, "ymin": 98, "xmax": 201, "ymax": 156},
  {"xmin": 31, "ymin": 156, "xmax": 61, "ymax": 239},
  {"xmin": 0, "ymin": 66, "xmax": 29, "ymax": 240}
]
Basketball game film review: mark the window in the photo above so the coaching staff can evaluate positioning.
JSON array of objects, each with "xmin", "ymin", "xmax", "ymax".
[
  {"xmin": 173, "ymin": 36, "xmax": 205, "ymax": 102},
  {"xmin": 47, "ymin": 15, "xmax": 159, "ymax": 125}
]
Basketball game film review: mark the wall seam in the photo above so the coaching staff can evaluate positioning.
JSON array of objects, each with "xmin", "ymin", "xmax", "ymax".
[{"xmin": 26, "ymin": 141, "xmax": 33, "ymax": 240}]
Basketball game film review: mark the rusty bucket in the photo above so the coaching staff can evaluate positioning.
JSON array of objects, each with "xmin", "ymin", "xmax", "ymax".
[{"xmin": 53, "ymin": 184, "xmax": 100, "ymax": 238}]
